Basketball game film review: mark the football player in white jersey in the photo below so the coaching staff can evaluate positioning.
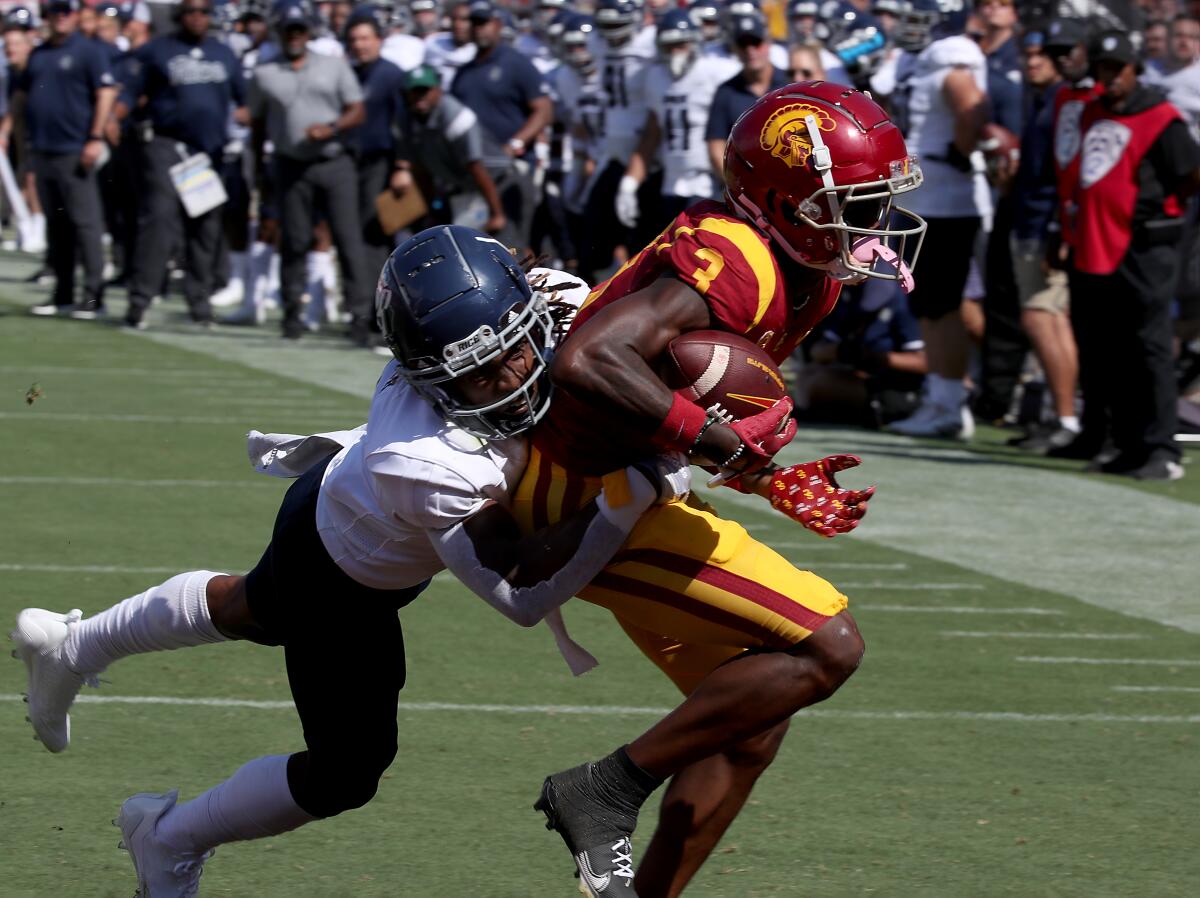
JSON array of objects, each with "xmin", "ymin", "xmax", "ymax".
[
  {"xmin": 11, "ymin": 227, "xmax": 688, "ymax": 897},
  {"xmin": 554, "ymin": 13, "xmax": 608, "ymax": 223},
  {"xmin": 424, "ymin": 0, "xmax": 477, "ymax": 88},
  {"xmin": 886, "ymin": 0, "xmax": 991, "ymax": 440},
  {"xmin": 615, "ymin": 10, "xmax": 739, "ymax": 233},
  {"xmin": 578, "ymin": 0, "xmax": 656, "ymax": 280}
]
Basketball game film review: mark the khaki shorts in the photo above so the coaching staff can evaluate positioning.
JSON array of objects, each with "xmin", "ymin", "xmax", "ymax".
[{"xmin": 1012, "ymin": 238, "xmax": 1070, "ymax": 315}]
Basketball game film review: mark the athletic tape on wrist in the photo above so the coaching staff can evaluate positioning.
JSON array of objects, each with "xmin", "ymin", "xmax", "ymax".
[{"xmin": 652, "ymin": 393, "xmax": 709, "ymax": 452}]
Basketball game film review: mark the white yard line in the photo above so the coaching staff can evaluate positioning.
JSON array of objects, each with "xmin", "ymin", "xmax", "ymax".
[
  {"xmin": 1112, "ymin": 686, "xmax": 1200, "ymax": 693},
  {"xmin": 1017, "ymin": 656, "xmax": 1200, "ymax": 666},
  {"xmin": 0, "ymin": 411, "xmax": 358, "ymax": 425},
  {"xmin": 841, "ymin": 582, "xmax": 984, "ymax": 590},
  {"xmin": 0, "ymin": 476, "xmax": 276, "ymax": 488},
  {"xmin": 0, "ymin": 563, "xmax": 236, "ymax": 574},
  {"xmin": 858, "ymin": 605, "xmax": 1064, "ymax": 615},
  {"xmin": 943, "ymin": 631, "xmax": 1146, "ymax": 640},
  {"xmin": 790, "ymin": 562, "xmax": 908, "ymax": 570},
  {"xmin": 0, "ymin": 693, "xmax": 1195, "ymax": 723}
]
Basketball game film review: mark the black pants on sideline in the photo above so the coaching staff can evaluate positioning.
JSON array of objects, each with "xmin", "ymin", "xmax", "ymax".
[
  {"xmin": 978, "ymin": 196, "xmax": 1027, "ymax": 419},
  {"xmin": 1071, "ymin": 243, "xmax": 1180, "ymax": 463},
  {"xmin": 126, "ymin": 137, "xmax": 223, "ymax": 322},
  {"xmin": 245, "ymin": 457, "xmax": 428, "ymax": 819},
  {"xmin": 357, "ymin": 151, "xmax": 394, "ymax": 288},
  {"xmin": 278, "ymin": 153, "xmax": 370, "ymax": 333},
  {"xmin": 32, "ymin": 151, "xmax": 105, "ymax": 308}
]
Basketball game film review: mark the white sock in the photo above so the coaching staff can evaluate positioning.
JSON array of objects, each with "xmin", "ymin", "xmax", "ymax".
[
  {"xmin": 227, "ymin": 251, "xmax": 247, "ymax": 290},
  {"xmin": 305, "ymin": 252, "xmax": 328, "ymax": 324},
  {"xmin": 1059, "ymin": 415, "xmax": 1081, "ymax": 433},
  {"xmin": 156, "ymin": 754, "xmax": 316, "ymax": 854},
  {"xmin": 63, "ymin": 571, "xmax": 228, "ymax": 674},
  {"xmin": 245, "ymin": 242, "xmax": 272, "ymax": 315}
]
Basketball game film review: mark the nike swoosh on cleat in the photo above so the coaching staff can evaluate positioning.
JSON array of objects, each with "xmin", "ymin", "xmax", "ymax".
[{"xmin": 575, "ymin": 851, "xmax": 611, "ymax": 895}]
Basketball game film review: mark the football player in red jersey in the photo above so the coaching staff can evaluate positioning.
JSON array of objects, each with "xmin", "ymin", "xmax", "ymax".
[{"xmin": 522, "ymin": 84, "xmax": 927, "ymax": 897}]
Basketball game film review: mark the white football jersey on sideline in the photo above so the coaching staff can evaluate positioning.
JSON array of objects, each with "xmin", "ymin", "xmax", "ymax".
[
  {"xmin": 382, "ymin": 32, "xmax": 426, "ymax": 71},
  {"xmin": 314, "ymin": 272, "xmax": 590, "ymax": 591},
  {"xmin": 597, "ymin": 40, "xmax": 655, "ymax": 167},
  {"xmin": 645, "ymin": 55, "xmax": 733, "ymax": 199},
  {"xmin": 425, "ymin": 31, "xmax": 477, "ymax": 89},
  {"xmin": 893, "ymin": 34, "xmax": 991, "ymax": 219}
]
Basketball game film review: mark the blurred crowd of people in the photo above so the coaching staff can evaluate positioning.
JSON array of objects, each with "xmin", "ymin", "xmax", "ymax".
[{"xmin": 2, "ymin": 0, "xmax": 1198, "ymax": 479}]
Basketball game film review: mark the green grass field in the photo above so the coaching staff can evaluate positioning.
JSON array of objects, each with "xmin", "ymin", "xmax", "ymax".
[{"xmin": 1, "ymin": 260, "xmax": 1198, "ymax": 897}]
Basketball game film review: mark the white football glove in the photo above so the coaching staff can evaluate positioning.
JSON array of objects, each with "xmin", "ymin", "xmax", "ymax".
[{"xmin": 615, "ymin": 175, "xmax": 641, "ymax": 230}]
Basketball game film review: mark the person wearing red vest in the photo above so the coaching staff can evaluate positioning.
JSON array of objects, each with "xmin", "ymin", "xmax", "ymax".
[
  {"xmin": 1042, "ymin": 18, "xmax": 1106, "ymax": 461},
  {"xmin": 1071, "ymin": 30, "xmax": 1200, "ymax": 481}
]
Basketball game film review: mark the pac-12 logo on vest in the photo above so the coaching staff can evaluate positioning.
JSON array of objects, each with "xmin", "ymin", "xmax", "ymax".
[
  {"xmin": 1054, "ymin": 99, "xmax": 1085, "ymax": 169},
  {"xmin": 1079, "ymin": 119, "xmax": 1133, "ymax": 188}
]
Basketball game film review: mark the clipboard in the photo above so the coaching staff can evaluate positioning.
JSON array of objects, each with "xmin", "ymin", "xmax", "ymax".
[
  {"xmin": 169, "ymin": 152, "xmax": 228, "ymax": 218},
  {"xmin": 375, "ymin": 183, "xmax": 429, "ymax": 235}
]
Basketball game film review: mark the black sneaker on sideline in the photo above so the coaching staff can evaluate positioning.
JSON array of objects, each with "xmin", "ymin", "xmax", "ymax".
[
  {"xmin": 1130, "ymin": 452, "xmax": 1185, "ymax": 481},
  {"xmin": 1089, "ymin": 453, "xmax": 1144, "ymax": 475},
  {"xmin": 1046, "ymin": 434, "xmax": 1106, "ymax": 460},
  {"xmin": 68, "ymin": 300, "xmax": 106, "ymax": 320},
  {"xmin": 1016, "ymin": 425, "xmax": 1081, "ymax": 455},
  {"xmin": 536, "ymin": 765, "xmax": 639, "ymax": 896}
]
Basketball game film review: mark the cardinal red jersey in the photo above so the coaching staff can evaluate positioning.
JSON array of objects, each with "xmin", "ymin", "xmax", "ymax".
[{"xmin": 535, "ymin": 200, "xmax": 841, "ymax": 474}]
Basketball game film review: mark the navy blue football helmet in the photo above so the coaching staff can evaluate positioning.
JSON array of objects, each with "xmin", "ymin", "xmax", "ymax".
[
  {"xmin": 894, "ymin": 0, "xmax": 969, "ymax": 53},
  {"xmin": 822, "ymin": 3, "xmax": 888, "ymax": 84},
  {"xmin": 376, "ymin": 226, "xmax": 555, "ymax": 440},
  {"xmin": 595, "ymin": 0, "xmax": 642, "ymax": 45}
]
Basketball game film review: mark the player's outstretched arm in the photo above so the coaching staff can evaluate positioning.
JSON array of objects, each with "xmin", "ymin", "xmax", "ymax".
[{"xmin": 429, "ymin": 457, "xmax": 691, "ymax": 626}]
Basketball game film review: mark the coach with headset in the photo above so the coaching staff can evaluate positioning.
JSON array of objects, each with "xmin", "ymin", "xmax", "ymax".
[{"xmin": 119, "ymin": 0, "xmax": 245, "ymax": 330}]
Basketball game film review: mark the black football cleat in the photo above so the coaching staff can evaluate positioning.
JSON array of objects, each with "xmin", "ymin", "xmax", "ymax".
[{"xmin": 536, "ymin": 763, "xmax": 640, "ymax": 897}]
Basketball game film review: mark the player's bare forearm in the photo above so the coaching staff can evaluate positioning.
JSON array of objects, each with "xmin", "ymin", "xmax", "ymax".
[{"xmin": 551, "ymin": 278, "xmax": 713, "ymax": 426}]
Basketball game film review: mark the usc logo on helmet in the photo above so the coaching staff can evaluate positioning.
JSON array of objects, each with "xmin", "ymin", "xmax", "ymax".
[{"xmin": 758, "ymin": 103, "xmax": 836, "ymax": 169}]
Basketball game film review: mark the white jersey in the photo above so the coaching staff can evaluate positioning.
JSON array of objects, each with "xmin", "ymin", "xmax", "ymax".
[
  {"xmin": 315, "ymin": 364, "xmax": 526, "ymax": 591},
  {"xmin": 382, "ymin": 32, "xmax": 426, "ymax": 72},
  {"xmin": 893, "ymin": 35, "xmax": 991, "ymax": 219},
  {"xmin": 597, "ymin": 40, "xmax": 654, "ymax": 167},
  {"xmin": 516, "ymin": 31, "xmax": 558, "ymax": 74},
  {"xmin": 646, "ymin": 56, "xmax": 732, "ymax": 199},
  {"xmin": 312, "ymin": 271, "xmax": 589, "ymax": 591},
  {"xmin": 425, "ymin": 31, "xmax": 476, "ymax": 89},
  {"xmin": 1143, "ymin": 61, "xmax": 1200, "ymax": 140}
]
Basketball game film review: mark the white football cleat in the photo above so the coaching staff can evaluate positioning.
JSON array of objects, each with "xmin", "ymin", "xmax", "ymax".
[
  {"xmin": 10, "ymin": 608, "xmax": 97, "ymax": 752},
  {"xmin": 118, "ymin": 790, "xmax": 214, "ymax": 898}
]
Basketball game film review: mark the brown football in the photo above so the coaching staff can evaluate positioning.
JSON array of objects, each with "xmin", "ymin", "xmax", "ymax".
[{"xmin": 662, "ymin": 330, "xmax": 788, "ymax": 424}]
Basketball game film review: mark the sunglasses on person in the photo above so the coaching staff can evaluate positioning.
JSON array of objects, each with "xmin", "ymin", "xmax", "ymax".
[
  {"xmin": 180, "ymin": 5, "xmax": 212, "ymax": 15},
  {"xmin": 735, "ymin": 37, "xmax": 765, "ymax": 49}
]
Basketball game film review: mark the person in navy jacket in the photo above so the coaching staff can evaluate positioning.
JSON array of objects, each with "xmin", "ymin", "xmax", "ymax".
[
  {"xmin": 0, "ymin": 0, "xmax": 117, "ymax": 317},
  {"xmin": 119, "ymin": 0, "xmax": 246, "ymax": 328}
]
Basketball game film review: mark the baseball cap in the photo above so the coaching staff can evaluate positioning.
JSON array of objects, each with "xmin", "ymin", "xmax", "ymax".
[
  {"xmin": 1089, "ymin": 30, "xmax": 1137, "ymax": 67},
  {"xmin": 45, "ymin": 0, "xmax": 80, "ymax": 13},
  {"xmin": 405, "ymin": 63, "xmax": 441, "ymax": 89},
  {"xmin": 3, "ymin": 6, "xmax": 36, "ymax": 30},
  {"xmin": 1041, "ymin": 18, "xmax": 1087, "ymax": 52},
  {"xmin": 96, "ymin": 2, "xmax": 127, "ymax": 22},
  {"xmin": 274, "ymin": 0, "xmax": 312, "ymax": 31},
  {"xmin": 468, "ymin": 0, "xmax": 497, "ymax": 21},
  {"xmin": 729, "ymin": 11, "xmax": 767, "ymax": 43}
]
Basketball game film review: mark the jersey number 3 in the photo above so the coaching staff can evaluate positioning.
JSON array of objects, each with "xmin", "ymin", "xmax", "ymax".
[{"xmin": 690, "ymin": 247, "xmax": 725, "ymax": 295}]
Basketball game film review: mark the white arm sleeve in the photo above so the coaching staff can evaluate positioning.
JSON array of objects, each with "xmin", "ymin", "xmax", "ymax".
[{"xmin": 429, "ymin": 506, "xmax": 636, "ymax": 628}]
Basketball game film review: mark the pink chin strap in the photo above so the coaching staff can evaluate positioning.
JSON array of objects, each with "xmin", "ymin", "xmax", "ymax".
[{"xmin": 849, "ymin": 236, "xmax": 915, "ymax": 294}]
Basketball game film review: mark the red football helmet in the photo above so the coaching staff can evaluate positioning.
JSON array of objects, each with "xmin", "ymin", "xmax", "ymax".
[{"xmin": 724, "ymin": 82, "xmax": 927, "ymax": 287}]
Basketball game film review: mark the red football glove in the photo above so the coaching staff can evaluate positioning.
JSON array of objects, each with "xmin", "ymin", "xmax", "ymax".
[
  {"xmin": 766, "ymin": 455, "xmax": 875, "ymax": 538},
  {"xmin": 723, "ymin": 397, "xmax": 797, "ymax": 473}
]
